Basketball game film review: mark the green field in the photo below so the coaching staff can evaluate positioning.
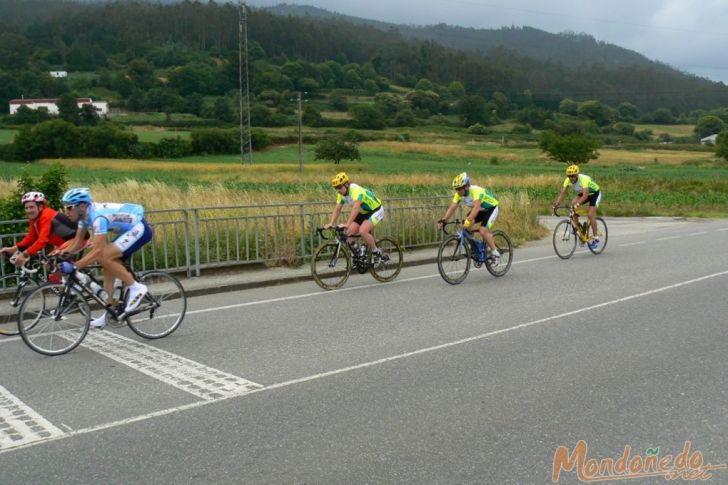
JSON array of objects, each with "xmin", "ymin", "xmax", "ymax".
[
  {"xmin": 1, "ymin": 137, "xmax": 725, "ymax": 219},
  {"xmin": 131, "ymin": 128, "xmax": 191, "ymax": 143}
]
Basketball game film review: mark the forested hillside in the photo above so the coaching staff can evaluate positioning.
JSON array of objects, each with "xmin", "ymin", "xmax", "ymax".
[
  {"xmin": 265, "ymin": 4, "xmax": 653, "ymax": 69},
  {"xmin": 1, "ymin": 0, "xmax": 727, "ymax": 116}
]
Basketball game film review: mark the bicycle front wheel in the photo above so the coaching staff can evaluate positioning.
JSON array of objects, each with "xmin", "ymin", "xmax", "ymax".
[
  {"xmin": 127, "ymin": 271, "xmax": 186, "ymax": 339},
  {"xmin": 553, "ymin": 220, "xmax": 577, "ymax": 259},
  {"xmin": 370, "ymin": 237, "xmax": 403, "ymax": 282},
  {"xmin": 587, "ymin": 218, "xmax": 609, "ymax": 255},
  {"xmin": 437, "ymin": 235, "xmax": 471, "ymax": 285},
  {"xmin": 0, "ymin": 274, "xmax": 39, "ymax": 336},
  {"xmin": 18, "ymin": 284, "xmax": 89, "ymax": 356},
  {"xmin": 311, "ymin": 242, "xmax": 351, "ymax": 290},
  {"xmin": 485, "ymin": 230, "xmax": 513, "ymax": 277}
]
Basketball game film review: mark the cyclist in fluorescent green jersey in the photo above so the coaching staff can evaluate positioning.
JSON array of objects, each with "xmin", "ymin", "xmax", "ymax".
[
  {"xmin": 552, "ymin": 164, "xmax": 603, "ymax": 250},
  {"xmin": 437, "ymin": 172, "xmax": 501, "ymax": 262},
  {"xmin": 324, "ymin": 172, "xmax": 385, "ymax": 263}
]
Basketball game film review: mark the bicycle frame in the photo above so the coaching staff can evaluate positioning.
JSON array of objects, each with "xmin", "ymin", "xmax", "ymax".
[
  {"xmin": 555, "ymin": 206, "xmax": 590, "ymax": 242},
  {"xmin": 62, "ymin": 265, "xmax": 160, "ymax": 323},
  {"xmin": 317, "ymin": 227, "xmax": 370, "ymax": 270},
  {"xmin": 443, "ymin": 220, "xmax": 490, "ymax": 263}
]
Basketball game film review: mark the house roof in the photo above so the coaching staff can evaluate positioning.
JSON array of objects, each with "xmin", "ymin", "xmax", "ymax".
[{"xmin": 9, "ymin": 98, "xmax": 93, "ymax": 105}]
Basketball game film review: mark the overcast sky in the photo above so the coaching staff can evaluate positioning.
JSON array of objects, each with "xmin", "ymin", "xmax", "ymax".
[{"xmin": 249, "ymin": 0, "xmax": 728, "ymax": 84}]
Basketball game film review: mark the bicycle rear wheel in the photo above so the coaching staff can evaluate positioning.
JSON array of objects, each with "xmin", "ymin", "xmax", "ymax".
[
  {"xmin": 370, "ymin": 237, "xmax": 403, "ymax": 282},
  {"xmin": 0, "ymin": 274, "xmax": 39, "ymax": 336},
  {"xmin": 18, "ymin": 284, "xmax": 89, "ymax": 356},
  {"xmin": 311, "ymin": 242, "xmax": 351, "ymax": 290},
  {"xmin": 485, "ymin": 230, "xmax": 513, "ymax": 277},
  {"xmin": 126, "ymin": 271, "xmax": 186, "ymax": 339},
  {"xmin": 552, "ymin": 220, "xmax": 577, "ymax": 259},
  {"xmin": 437, "ymin": 235, "xmax": 471, "ymax": 285},
  {"xmin": 587, "ymin": 218, "xmax": 609, "ymax": 255}
]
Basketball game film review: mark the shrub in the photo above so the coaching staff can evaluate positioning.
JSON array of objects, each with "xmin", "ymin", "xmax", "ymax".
[{"xmin": 467, "ymin": 123, "xmax": 490, "ymax": 135}]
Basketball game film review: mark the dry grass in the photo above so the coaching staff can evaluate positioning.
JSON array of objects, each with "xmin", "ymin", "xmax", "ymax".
[
  {"xmin": 596, "ymin": 148, "xmax": 711, "ymax": 165},
  {"xmin": 363, "ymin": 141, "xmax": 530, "ymax": 161}
]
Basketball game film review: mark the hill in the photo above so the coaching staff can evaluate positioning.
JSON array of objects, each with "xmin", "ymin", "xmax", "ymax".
[{"xmin": 263, "ymin": 4, "xmax": 674, "ymax": 72}]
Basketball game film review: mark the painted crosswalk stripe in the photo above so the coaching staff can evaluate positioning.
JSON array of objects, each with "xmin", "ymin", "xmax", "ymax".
[
  {"xmin": 80, "ymin": 332, "xmax": 262, "ymax": 400},
  {"xmin": 0, "ymin": 386, "xmax": 64, "ymax": 449}
]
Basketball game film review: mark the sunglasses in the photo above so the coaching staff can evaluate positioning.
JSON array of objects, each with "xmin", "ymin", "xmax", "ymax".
[{"xmin": 334, "ymin": 184, "xmax": 345, "ymax": 190}]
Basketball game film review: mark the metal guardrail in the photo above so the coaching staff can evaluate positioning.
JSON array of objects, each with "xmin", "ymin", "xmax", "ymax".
[{"xmin": 1, "ymin": 196, "xmax": 454, "ymax": 277}]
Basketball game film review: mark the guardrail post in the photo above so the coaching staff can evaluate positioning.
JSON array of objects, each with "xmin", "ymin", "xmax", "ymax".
[
  {"xmin": 299, "ymin": 203, "xmax": 306, "ymax": 261},
  {"xmin": 193, "ymin": 208, "xmax": 201, "ymax": 277},
  {"xmin": 182, "ymin": 209, "xmax": 192, "ymax": 277}
]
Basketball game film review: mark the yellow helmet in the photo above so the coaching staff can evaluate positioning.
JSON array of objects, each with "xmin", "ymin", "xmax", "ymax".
[
  {"xmin": 452, "ymin": 172, "xmax": 470, "ymax": 189},
  {"xmin": 566, "ymin": 164, "xmax": 580, "ymax": 176},
  {"xmin": 331, "ymin": 172, "xmax": 349, "ymax": 187}
]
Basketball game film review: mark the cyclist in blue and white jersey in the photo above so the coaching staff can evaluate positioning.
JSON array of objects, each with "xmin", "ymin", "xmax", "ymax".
[{"xmin": 59, "ymin": 188, "xmax": 153, "ymax": 328}]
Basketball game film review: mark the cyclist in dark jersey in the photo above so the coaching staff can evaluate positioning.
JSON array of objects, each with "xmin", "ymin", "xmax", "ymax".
[{"xmin": 0, "ymin": 191, "xmax": 77, "ymax": 267}]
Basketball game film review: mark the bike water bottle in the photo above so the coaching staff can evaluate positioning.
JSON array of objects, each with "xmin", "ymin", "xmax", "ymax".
[{"xmin": 89, "ymin": 279, "xmax": 108, "ymax": 300}]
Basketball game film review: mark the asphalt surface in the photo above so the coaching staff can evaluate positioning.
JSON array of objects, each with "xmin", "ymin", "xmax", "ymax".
[{"xmin": 1, "ymin": 217, "xmax": 727, "ymax": 485}]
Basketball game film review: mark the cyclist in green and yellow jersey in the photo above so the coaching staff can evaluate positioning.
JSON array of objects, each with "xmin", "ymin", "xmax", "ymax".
[
  {"xmin": 437, "ymin": 172, "xmax": 501, "ymax": 263},
  {"xmin": 324, "ymin": 172, "xmax": 385, "ymax": 263},
  {"xmin": 552, "ymin": 164, "xmax": 602, "ymax": 250}
]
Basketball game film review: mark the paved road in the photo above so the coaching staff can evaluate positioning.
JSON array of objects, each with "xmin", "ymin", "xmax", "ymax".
[{"xmin": 1, "ymin": 218, "xmax": 727, "ymax": 484}]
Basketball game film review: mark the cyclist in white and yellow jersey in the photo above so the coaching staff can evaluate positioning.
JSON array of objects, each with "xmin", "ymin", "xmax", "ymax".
[
  {"xmin": 324, "ymin": 172, "xmax": 385, "ymax": 263},
  {"xmin": 552, "ymin": 164, "xmax": 602, "ymax": 250},
  {"xmin": 437, "ymin": 172, "xmax": 501, "ymax": 263}
]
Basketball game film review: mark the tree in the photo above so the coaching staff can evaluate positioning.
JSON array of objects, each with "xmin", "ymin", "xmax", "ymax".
[
  {"xmin": 302, "ymin": 105, "xmax": 324, "ymax": 127},
  {"xmin": 349, "ymin": 104, "xmax": 385, "ymax": 129},
  {"xmin": 716, "ymin": 130, "xmax": 728, "ymax": 160},
  {"xmin": 577, "ymin": 100, "xmax": 613, "ymax": 126},
  {"xmin": 539, "ymin": 130, "xmax": 601, "ymax": 165},
  {"xmin": 694, "ymin": 115, "xmax": 726, "ymax": 138},
  {"xmin": 559, "ymin": 98, "xmax": 578, "ymax": 115},
  {"xmin": 458, "ymin": 95, "xmax": 493, "ymax": 126},
  {"xmin": 79, "ymin": 104, "xmax": 100, "ymax": 125},
  {"xmin": 650, "ymin": 108, "xmax": 675, "ymax": 124},
  {"xmin": 57, "ymin": 93, "xmax": 80, "ymax": 124},
  {"xmin": 616, "ymin": 102, "xmax": 640, "ymax": 122},
  {"xmin": 314, "ymin": 137, "xmax": 360, "ymax": 165}
]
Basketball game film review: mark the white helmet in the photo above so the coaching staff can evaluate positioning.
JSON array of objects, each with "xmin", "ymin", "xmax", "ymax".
[{"xmin": 21, "ymin": 191, "xmax": 46, "ymax": 204}]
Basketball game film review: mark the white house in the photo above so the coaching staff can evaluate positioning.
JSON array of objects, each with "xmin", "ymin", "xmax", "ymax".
[
  {"xmin": 9, "ymin": 98, "xmax": 108, "ymax": 116},
  {"xmin": 49, "ymin": 71, "xmax": 68, "ymax": 78},
  {"xmin": 700, "ymin": 134, "xmax": 718, "ymax": 145}
]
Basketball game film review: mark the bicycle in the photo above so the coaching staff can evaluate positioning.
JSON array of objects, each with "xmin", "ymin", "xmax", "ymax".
[
  {"xmin": 436, "ymin": 219, "xmax": 513, "ymax": 285},
  {"xmin": 0, "ymin": 253, "xmax": 63, "ymax": 336},
  {"xmin": 17, "ymin": 256, "xmax": 187, "ymax": 356},
  {"xmin": 311, "ymin": 226, "xmax": 403, "ymax": 290},
  {"xmin": 551, "ymin": 205, "xmax": 608, "ymax": 259}
]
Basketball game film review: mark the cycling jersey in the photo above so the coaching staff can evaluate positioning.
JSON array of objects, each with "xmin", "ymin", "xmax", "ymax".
[
  {"xmin": 16, "ymin": 207, "xmax": 77, "ymax": 256},
  {"xmin": 337, "ymin": 184, "xmax": 382, "ymax": 214},
  {"xmin": 563, "ymin": 174, "xmax": 600, "ymax": 194},
  {"xmin": 452, "ymin": 185, "xmax": 498, "ymax": 210},
  {"xmin": 79, "ymin": 202, "xmax": 145, "ymax": 236}
]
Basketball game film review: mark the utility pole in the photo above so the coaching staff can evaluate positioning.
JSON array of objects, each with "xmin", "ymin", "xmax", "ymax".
[
  {"xmin": 238, "ymin": 1, "xmax": 253, "ymax": 164},
  {"xmin": 297, "ymin": 91, "xmax": 303, "ymax": 172}
]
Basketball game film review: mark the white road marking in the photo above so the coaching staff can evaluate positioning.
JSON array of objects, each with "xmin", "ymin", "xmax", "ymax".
[
  {"xmin": 3, "ymin": 268, "xmax": 727, "ymax": 455},
  {"xmin": 656, "ymin": 236, "xmax": 680, "ymax": 241},
  {"xmin": 619, "ymin": 241, "xmax": 646, "ymax": 247},
  {"xmin": 80, "ymin": 332, "xmax": 262, "ymax": 400},
  {"xmin": 717, "ymin": 228, "xmax": 728, "ymax": 232},
  {"xmin": 186, "ymin": 253, "xmax": 561, "ymax": 317},
  {"xmin": 0, "ymin": 386, "xmax": 64, "ymax": 450},
  {"xmin": 688, "ymin": 232, "xmax": 708, "ymax": 236}
]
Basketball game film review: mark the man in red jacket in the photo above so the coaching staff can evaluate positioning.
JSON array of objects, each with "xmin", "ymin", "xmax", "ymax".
[{"xmin": 0, "ymin": 191, "xmax": 77, "ymax": 266}]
